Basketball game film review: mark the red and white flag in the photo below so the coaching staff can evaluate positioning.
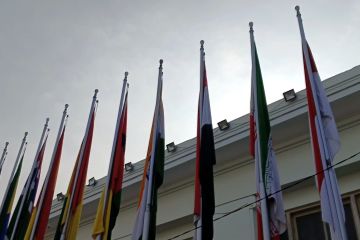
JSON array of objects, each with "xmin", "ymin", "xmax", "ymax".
[{"xmin": 295, "ymin": 6, "xmax": 347, "ymax": 240}]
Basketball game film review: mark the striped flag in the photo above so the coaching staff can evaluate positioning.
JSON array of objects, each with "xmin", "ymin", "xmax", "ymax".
[
  {"xmin": 249, "ymin": 22, "xmax": 287, "ymax": 240},
  {"xmin": 295, "ymin": 6, "xmax": 347, "ymax": 240},
  {"xmin": 92, "ymin": 73, "xmax": 129, "ymax": 240},
  {"xmin": 132, "ymin": 60, "xmax": 165, "ymax": 240},
  {"xmin": 0, "ymin": 133, "xmax": 27, "ymax": 240},
  {"xmin": 54, "ymin": 91, "xmax": 98, "ymax": 240},
  {"xmin": 25, "ymin": 105, "xmax": 68, "ymax": 240},
  {"xmin": 7, "ymin": 120, "xmax": 49, "ymax": 240},
  {"xmin": 193, "ymin": 40, "xmax": 216, "ymax": 240},
  {"xmin": 0, "ymin": 142, "xmax": 9, "ymax": 176}
]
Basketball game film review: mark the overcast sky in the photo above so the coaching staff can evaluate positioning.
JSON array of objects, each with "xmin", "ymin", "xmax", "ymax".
[{"xmin": 1, "ymin": 0, "xmax": 359, "ymax": 201}]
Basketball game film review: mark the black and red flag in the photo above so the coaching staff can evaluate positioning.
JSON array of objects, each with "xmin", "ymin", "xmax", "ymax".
[{"xmin": 194, "ymin": 40, "xmax": 216, "ymax": 240}]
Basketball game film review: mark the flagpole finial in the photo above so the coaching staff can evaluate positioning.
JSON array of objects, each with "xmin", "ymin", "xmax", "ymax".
[
  {"xmin": 24, "ymin": 132, "xmax": 28, "ymax": 137},
  {"xmin": 159, "ymin": 59, "xmax": 163, "ymax": 68},
  {"xmin": 249, "ymin": 22, "xmax": 254, "ymax": 32},
  {"xmin": 200, "ymin": 40, "xmax": 204, "ymax": 49},
  {"xmin": 124, "ymin": 72, "xmax": 129, "ymax": 80},
  {"xmin": 5, "ymin": 142, "xmax": 9, "ymax": 146},
  {"xmin": 63, "ymin": 105, "xmax": 69, "ymax": 119},
  {"xmin": 295, "ymin": 5, "xmax": 301, "ymax": 16},
  {"xmin": 94, "ymin": 89, "xmax": 99, "ymax": 98},
  {"xmin": 45, "ymin": 117, "xmax": 50, "ymax": 125}
]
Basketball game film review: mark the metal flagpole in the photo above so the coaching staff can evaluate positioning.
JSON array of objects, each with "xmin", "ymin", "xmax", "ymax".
[
  {"xmin": 29, "ymin": 105, "xmax": 69, "ymax": 240},
  {"xmin": 61, "ymin": 90, "xmax": 98, "ymax": 240},
  {"xmin": 142, "ymin": 59, "xmax": 163, "ymax": 240},
  {"xmin": 0, "ymin": 133, "xmax": 27, "ymax": 213},
  {"xmin": 249, "ymin": 21, "xmax": 271, "ymax": 240},
  {"xmin": 194, "ymin": 40, "xmax": 205, "ymax": 240},
  {"xmin": 98, "ymin": 73, "xmax": 128, "ymax": 240},
  {"xmin": 10, "ymin": 118, "xmax": 49, "ymax": 240},
  {"xmin": 199, "ymin": 40, "xmax": 205, "ymax": 130},
  {"xmin": 0, "ymin": 142, "xmax": 9, "ymax": 174},
  {"xmin": 295, "ymin": 6, "xmax": 347, "ymax": 240}
]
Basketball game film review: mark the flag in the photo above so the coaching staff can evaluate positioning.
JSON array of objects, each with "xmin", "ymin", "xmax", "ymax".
[
  {"xmin": 0, "ymin": 142, "xmax": 9, "ymax": 176},
  {"xmin": 54, "ymin": 149, "xmax": 80, "ymax": 240},
  {"xmin": 295, "ymin": 6, "xmax": 347, "ymax": 240},
  {"xmin": 248, "ymin": 22, "xmax": 287, "ymax": 240},
  {"xmin": 0, "ymin": 156, "xmax": 23, "ymax": 240},
  {"xmin": 132, "ymin": 60, "xmax": 165, "ymax": 240},
  {"xmin": 6, "ymin": 120, "xmax": 49, "ymax": 240},
  {"xmin": 0, "ymin": 134, "xmax": 27, "ymax": 240},
  {"xmin": 25, "ymin": 105, "xmax": 68, "ymax": 240},
  {"xmin": 54, "ymin": 91, "xmax": 97, "ymax": 240},
  {"xmin": 193, "ymin": 40, "xmax": 216, "ymax": 240},
  {"xmin": 92, "ymin": 74, "xmax": 129, "ymax": 240}
]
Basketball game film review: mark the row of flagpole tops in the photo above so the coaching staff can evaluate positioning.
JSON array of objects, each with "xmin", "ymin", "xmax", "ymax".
[{"xmin": 1, "ymin": 5, "xmax": 310, "ymax": 163}]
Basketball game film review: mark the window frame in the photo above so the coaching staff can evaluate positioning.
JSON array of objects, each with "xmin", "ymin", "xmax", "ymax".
[
  {"xmin": 290, "ymin": 204, "xmax": 330, "ymax": 240},
  {"xmin": 287, "ymin": 190, "xmax": 360, "ymax": 240}
]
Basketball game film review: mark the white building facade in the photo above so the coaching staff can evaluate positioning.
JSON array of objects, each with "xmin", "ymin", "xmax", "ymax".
[{"xmin": 45, "ymin": 66, "xmax": 360, "ymax": 240}]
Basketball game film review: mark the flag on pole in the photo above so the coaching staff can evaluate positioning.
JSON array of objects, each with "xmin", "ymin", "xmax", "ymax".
[
  {"xmin": 0, "ymin": 142, "xmax": 9, "ymax": 176},
  {"xmin": 25, "ymin": 105, "xmax": 69, "ymax": 240},
  {"xmin": 7, "ymin": 119, "xmax": 49, "ymax": 240},
  {"xmin": 295, "ymin": 6, "xmax": 347, "ymax": 240},
  {"xmin": 54, "ymin": 90, "xmax": 98, "ymax": 240},
  {"xmin": 193, "ymin": 40, "xmax": 216, "ymax": 240},
  {"xmin": 0, "ymin": 154, "xmax": 25, "ymax": 240},
  {"xmin": 54, "ymin": 148, "xmax": 80, "ymax": 240},
  {"xmin": 92, "ymin": 73, "xmax": 129, "ymax": 240},
  {"xmin": 132, "ymin": 60, "xmax": 165, "ymax": 240},
  {"xmin": 0, "ymin": 133, "xmax": 27, "ymax": 240},
  {"xmin": 248, "ymin": 22, "xmax": 287, "ymax": 240}
]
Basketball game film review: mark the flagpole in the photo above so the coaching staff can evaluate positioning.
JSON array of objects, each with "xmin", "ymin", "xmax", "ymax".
[
  {"xmin": 0, "ymin": 133, "xmax": 27, "ymax": 212},
  {"xmin": 29, "ymin": 105, "xmax": 69, "ymax": 240},
  {"xmin": 142, "ymin": 59, "xmax": 163, "ymax": 240},
  {"xmin": 199, "ymin": 40, "xmax": 205, "ymax": 128},
  {"xmin": 0, "ymin": 142, "xmax": 9, "ymax": 163},
  {"xmin": 98, "ymin": 73, "xmax": 128, "ymax": 240},
  {"xmin": 249, "ymin": 22, "xmax": 271, "ymax": 240},
  {"xmin": 295, "ymin": 6, "xmax": 347, "ymax": 240},
  {"xmin": 10, "ymin": 118, "xmax": 50, "ymax": 240},
  {"xmin": 194, "ymin": 40, "xmax": 206, "ymax": 240},
  {"xmin": 0, "ymin": 142, "xmax": 9, "ymax": 174},
  {"xmin": 61, "ymin": 90, "xmax": 98, "ymax": 240}
]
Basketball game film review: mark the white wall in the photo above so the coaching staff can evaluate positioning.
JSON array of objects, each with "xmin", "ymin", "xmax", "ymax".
[{"xmin": 45, "ymin": 118, "xmax": 360, "ymax": 240}]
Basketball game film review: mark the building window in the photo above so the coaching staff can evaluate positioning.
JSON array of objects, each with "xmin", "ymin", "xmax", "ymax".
[
  {"xmin": 294, "ymin": 208, "xmax": 329, "ymax": 240},
  {"xmin": 289, "ymin": 195, "xmax": 360, "ymax": 240},
  {"xmin": 343, "ymin": 202, "xmax": 358, "ymax": 239},
  {"xmin": 357, "ymin": 194, "xmax": 360, "ymax": 216}
]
